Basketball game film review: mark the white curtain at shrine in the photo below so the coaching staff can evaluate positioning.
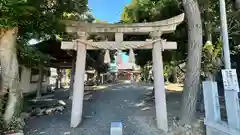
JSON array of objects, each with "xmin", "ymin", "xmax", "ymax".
[
  {"xmin": 104, "ymin": 50, "xmax": 111, "ymax": 64},
  {"xmin": 128, "ymin": 48, "xmax": 135, "ymax": 64}
]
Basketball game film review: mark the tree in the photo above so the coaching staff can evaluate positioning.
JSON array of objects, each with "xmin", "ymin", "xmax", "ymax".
[
  {"xmin": 179, "ymin": 0, "xmax": 240, "ymax": 124},
  {"xmin": 0, "ymin": 27, "xmax": 20, "ymax": 126},
  {"xmin": 0, "ymin": 0, "xmax": 88, "ymax": 126},
  {"xmin": 180, "ymin": 0, "xmax": 203, "ymax": 124},
  {"xmin": 121, "ymin": 0, "xmax": 187, "ymax": 82}
]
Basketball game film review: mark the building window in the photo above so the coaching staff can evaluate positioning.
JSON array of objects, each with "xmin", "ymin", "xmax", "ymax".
[
  {"xmin": 30, "ymin": 68, "xmax": 39, "ymax": 83},
  {"xmin": 30, "ymin": 68, "xmax": 50, "ymax": 83}
]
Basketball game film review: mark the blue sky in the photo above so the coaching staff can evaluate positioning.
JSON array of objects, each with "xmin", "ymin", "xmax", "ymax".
[
  {"xmin": 29, "ymin": 0, "xmax": 131, "ymax": 45},
  {"xmin": 88, "ymin": 0, "xmax": 131, "ymax": 23}
]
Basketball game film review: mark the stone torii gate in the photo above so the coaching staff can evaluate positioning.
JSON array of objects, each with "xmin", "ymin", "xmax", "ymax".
[{"xmin": 61, "ymin": 13, "xmax": 184, "ymax": 132}]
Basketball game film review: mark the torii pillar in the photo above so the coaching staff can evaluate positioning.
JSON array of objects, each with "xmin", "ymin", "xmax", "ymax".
[
  {"xmin": 70, "ymin": 32, "xmax": 88, "ymax": 127},
  {"xmin": 151, "ymin": 31, "xmax": 168, "ymax": 132}
]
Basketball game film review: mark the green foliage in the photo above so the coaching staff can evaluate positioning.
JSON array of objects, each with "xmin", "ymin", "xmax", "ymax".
[
  {"xmin": 135, "ymin": 50, "xmax": 152, "ymax": 67},
  {"xmin": 1, "ymin": 0, "xmax": 88, "ymax": 41},
  {"xmin": 121, "ymin": 0, "xmax": 187, "ymax": 69},
  {"xmin": 201, "ymin": 40, "xmax": 222, "ymax": 79},
  {"xmin": 0, "ymin": 91, "xmax": 24, "ymax": 133},
  {"xmin": 86, "ymin": 50, "xmax": 109, "ymax": 73},
  {"xmin": 17, "ymin": 41, "xmax": 54, "ymax": 68},
  {"xmin": 0, "ymin": 0, "xmax": 88, "ymax": 26},
  {"xmin": 0, "ymin": 0, "xmax": 29, "ymax": 27},
  {"xmin": 5, "ymin": 95, "xmax": 24, "ymax": 133},
  {"xmin": 198, "ymin": 0, "xmax": 240, "ymax": 45},
  {"xmin": 1, "ymin": 0, "xmax": 89, "ymax": 68},
  {"xmin": 121, "ymin": 0, "xmax": 240, "ymax": 78},
  {"xmin": 140, "ymin": 61, "xmax": 152, "ymax": 82},
  {"xmin": 3, "ymin": 115, "xmax": 25, "ymax": 133},
  {"xmin": 163, "ymin": 64, "xmax": 171, "ymax": 82},
  {"xmin": 121, "ymin": 0, "xmax": 182, "ymax": 23}
]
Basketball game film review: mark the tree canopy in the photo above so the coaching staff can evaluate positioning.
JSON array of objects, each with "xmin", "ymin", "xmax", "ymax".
[
  {"xmin": 121, "ymin": 0, "xmax": 186, "ymax": 68},
  {"xmin": 1, "ymin": 0, "xmax": 88, "ymax": 31},
  {"xmin": 121, "ymin": 0, "xmax": 240, "ymax": 69},
  {"xmin": 1, "ymin": 0, "xmax": 89, "ymax": 67}
]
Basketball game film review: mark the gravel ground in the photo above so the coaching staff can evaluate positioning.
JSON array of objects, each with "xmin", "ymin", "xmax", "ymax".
[{"xmin": 24, "ymin": 84, "xmax": 164, "ymax": 135}]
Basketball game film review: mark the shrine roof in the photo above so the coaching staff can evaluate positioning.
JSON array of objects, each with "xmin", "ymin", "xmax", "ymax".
[{"xmin": 33, "ymin": 39, "xmax": 73, "ymax": 68}]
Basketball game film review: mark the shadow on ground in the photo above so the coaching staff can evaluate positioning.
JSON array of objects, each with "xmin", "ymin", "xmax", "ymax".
[{"xmin": 24, "ymin": 83, "xmax": 190, "ymax": 135}]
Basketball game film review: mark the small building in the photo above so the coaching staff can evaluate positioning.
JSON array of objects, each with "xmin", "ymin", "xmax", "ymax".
[
  {"xmin": 19, "ymin": 66, "xmax": 51, "ymax": 94},
  {"xmin": 109, "ymin": 51, "xmax": 141, "ymax": 82}
]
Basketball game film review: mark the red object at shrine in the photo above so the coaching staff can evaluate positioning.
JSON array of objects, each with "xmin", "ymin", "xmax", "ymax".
[{"xmin": 127, "ymin": 72, "xmax": 131, "ymax": 80}]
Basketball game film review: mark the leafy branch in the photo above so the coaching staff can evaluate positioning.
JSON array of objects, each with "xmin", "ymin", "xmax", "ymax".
[{"xmin": 17, "ymin": 41, "xmax": 55, "ymax": 68}]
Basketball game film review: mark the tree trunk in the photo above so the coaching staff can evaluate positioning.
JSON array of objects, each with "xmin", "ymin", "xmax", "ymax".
[
  {"xmin": 180, "ymin": 0, "xmax": 203, "ymax": 124},
  {"xmin": 55, "ymin": 77, "xmax": 59, "ymax": 89},
  {"xmin": 36, "ymin": 67, "xmax": 44, "ymax": 99},
  {"xmin": 60, "ymin": 69, "xmax": 63, "ymax": 88},
  {"xmin": 55, "ymin": 68, "xmax": 61, "ymax": 89},
  {"xmin": 204, "ymin": 9, "xmax": 212, "ymax": 43},
  {"xmin": 204, "ymin": 0, "xmax": 212, "ymax": 42},
  {"xmin": 205, "ymin": 25, "xmax": 212, "ymax": 43},
  {"xmin": 200, "ymin": 0, "xmax": 212, "ymax": 43},
  {"xmin": 171, "ymin": 67, "xmax": 178, "ymax": 83},
  {"xmin": 0, "ymin": 27, "xmax": 22, "ymax": 125}
]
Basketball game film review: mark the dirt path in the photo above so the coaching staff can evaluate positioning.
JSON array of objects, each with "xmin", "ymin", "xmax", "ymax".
[{"xmin": 24, "ymin": 84, "xmax": 165, "ymax": 135}]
